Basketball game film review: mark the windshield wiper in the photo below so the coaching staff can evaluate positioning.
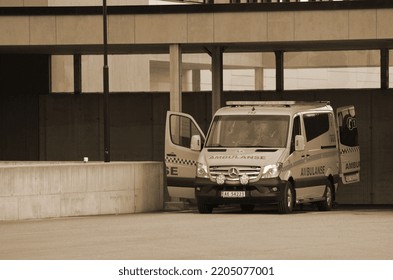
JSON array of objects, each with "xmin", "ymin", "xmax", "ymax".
[{"xmin": 206, "ymin": 144, "xmax": 224, "ymax": 148}]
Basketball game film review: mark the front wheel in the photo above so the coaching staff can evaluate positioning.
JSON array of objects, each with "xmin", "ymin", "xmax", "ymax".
[
  {"xmin": 278, "ymin": 181, "xmax": 295, "ymax": 214},
  {"xmin": 317, "ymin": 181, "xmax": 334, "ymax": 211}
]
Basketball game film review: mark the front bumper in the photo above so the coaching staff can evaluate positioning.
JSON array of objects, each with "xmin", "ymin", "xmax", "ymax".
[{"xmin": 195, "ymin": 177, "xmax": 287, "ymax": 205}]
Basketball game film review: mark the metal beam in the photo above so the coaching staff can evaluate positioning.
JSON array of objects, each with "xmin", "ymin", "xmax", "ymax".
[
  {"xmin": 381, "ymin": 48, "xmax": 389, "ymax": 90},
  {"xmin": 275, "ymin": 51, "xmax": 284, "ymax": 92},
  {"xmin": 1, "ymin": 39, "xmax": 393, "ymax": 56},
  {"xmin": 73, "ymin": 54, "xmax": 81, "ymax": 94},
  {"xmin": 212, "ymin": 46, "xmax": 223, "ymax": 115},
  {"xmin": 103, "ymin": 0, "xmax": 110, "ymax": 162},
  {"xmin": 3, "ymin": 1, "xmax": 393, "ymax": 16}
]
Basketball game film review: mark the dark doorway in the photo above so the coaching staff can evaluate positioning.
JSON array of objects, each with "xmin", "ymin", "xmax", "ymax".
[{"xmin": 0, "ymin": 54, "xmax": 50, "ymax": 160}]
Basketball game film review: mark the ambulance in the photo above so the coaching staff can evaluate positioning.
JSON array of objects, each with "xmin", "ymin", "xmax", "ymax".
[{"xmin": 165, "ymin": 101, "xmax": 360, "ymax": 214}]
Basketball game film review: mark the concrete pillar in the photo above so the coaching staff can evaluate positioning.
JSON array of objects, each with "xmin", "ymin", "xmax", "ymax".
[
  {"xmin": 170, "ymin": 44, "xmax": 182, "ymax": 112},
  {"xmin": 192, "ymin": 69, "xmax": 201, "ymax": 92},
  {"xmin": 255, "ymin": 67, "xmax": 264, "ymax": 91},
  {"xmin": 212, "ymin": 46, "xmax": 223, "ymax": 115},
  {"xmin": 182, "ymin": 70, "xmax": 192, "ymax": 92}
]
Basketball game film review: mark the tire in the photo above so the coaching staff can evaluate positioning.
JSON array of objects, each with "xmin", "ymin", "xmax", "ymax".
[
  {"xmin": 197, "ymin": 203, "xmax": 213, "ymax": 214},
  {"xmin": 240, "ymin": 204, "xmax": 255, "ymax": 213},
  {"xmin": 317, "ymin": 181, "xmax": 334, "ymax": 211},
  {"xmin": 278, "ymin": 181, "xmax": 295, "ymax": 214}
]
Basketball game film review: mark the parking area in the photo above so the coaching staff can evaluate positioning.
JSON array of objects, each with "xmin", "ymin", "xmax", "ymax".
[{"xmin": 0, "ymin": 206, "xmax": 392, "ymax": 260}]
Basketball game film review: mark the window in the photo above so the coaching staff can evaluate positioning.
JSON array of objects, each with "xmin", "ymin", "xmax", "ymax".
[
  {"xmin": 303, "ymin": 113, "xmax": 329, "ymax": 142},
  {"xmin": 206, "ymin": 115, "xmax": 289, "ymax": 148},
  {"xmin": 337, "ymin": 109, "xmax": 358, "ymax": 147},
  {"xmin": 170, "ymin": 115, "xmax": 201, "ymax": 148},
  {"xmin": 290, "ymin": 115, "xmax": 301, "ymax": 154}
]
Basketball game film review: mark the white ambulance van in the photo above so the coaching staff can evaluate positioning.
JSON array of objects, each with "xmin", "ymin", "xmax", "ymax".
[{"xmin": 165, "ymin": 101, "xmax": 360, "ymax": 214}]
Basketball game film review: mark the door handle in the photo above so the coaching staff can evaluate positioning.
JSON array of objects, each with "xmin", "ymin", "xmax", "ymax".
[
  {"xmin": 166, "ymin": 152, "xmax": 176, "ymax": 157},
  {"xmin": 301, "ymin": 154, "xmax": 310, "ymax": 158}
]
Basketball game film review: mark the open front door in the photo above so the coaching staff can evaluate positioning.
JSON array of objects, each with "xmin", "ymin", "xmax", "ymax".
[
  {"xmin": 165, "ymin": 111, "xmax": 205, "ymax": 192},
  {"xmin": 336, "ymin": 106, "xmax": 360, "ymax": 184}
]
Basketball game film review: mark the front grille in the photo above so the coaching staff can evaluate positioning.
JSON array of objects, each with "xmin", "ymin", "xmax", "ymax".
[{"xmin": 209, "ymin": 166, "xmax": 261, "ymax": 184}]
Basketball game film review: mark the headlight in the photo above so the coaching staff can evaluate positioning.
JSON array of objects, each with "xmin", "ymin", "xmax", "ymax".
[
  {"xmin": 261, "ymin": 163, "xmax": 282, "ymax": 178},
  {"xmin": 197, "ymin": 162, "xmax": 209, "ymax": 178}
]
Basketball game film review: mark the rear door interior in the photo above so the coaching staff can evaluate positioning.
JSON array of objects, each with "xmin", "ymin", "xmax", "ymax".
[{"xmin": 336, "ymin": 106, "xmax": 361, "ymax": 184}]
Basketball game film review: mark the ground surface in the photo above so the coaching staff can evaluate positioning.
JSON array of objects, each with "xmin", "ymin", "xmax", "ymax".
[{"xmin": 1, "ymin": 206, "xmax": 392, "ymax": 260}]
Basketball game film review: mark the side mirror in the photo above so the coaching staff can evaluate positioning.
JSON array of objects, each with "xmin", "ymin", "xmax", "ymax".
[
  {"xmin": 295, "ymin": 135, "xmax": 305, "ymax": 151},
  {"xmin": 191, "ymin": 135, "xmax": 202, "ymax": 151}
]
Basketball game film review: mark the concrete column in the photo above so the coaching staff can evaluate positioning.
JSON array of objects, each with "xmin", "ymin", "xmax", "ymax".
[
  {"xmin": 255, "ymin": 67, "xmax": 264, "ymax": 91},
  {"xmin": 192, "ymin": 69, "xmax": 201, "ymax": 92},
  {"xmin": 170, "ymin": 44, "xmax": 182, "ymax": 112},
  {"xmin": 182, "ymin": 70, "xmax": 192, "ymax": 92},
  {"xmin": 212, "ymin": 46, "xmax": 223, "ymax": 115}
]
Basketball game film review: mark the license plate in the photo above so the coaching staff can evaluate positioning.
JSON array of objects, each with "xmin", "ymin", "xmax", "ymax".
[{"xmin": 221, "ymin": 191, "xmax": 246, "ymax": 198}]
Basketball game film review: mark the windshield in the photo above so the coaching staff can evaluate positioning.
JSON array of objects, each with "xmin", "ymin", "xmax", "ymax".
[{"xmin": 206, "ymin": 115, "xmax": 290, "ymax": 148}]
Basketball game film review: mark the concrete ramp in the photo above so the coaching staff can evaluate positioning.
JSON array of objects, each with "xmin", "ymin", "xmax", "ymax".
[{"xmin": 0, "ymin": 161, "xmax": 164, "ymax": 221}]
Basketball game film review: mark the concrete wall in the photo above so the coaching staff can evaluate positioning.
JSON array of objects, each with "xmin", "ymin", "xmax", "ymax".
[
  {"xmin": 0, "ymin": 0, "xmax": 49, "ymax": 6},
  {"xmin": 0, "ymin": 0, "xmax": 167, "ymax": 7},
  {"xmin": 2, "ymin": 8, "xmax": 392, "ymax": 46},
  {"xmin": 0, "ymin": 161, "xmax": 164, "ymax": 221}
]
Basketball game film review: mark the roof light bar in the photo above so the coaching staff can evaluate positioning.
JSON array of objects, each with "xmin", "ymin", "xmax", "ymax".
[{"xmin": 226, "ymin": 101, "xmax": 330, "ymax": 107}]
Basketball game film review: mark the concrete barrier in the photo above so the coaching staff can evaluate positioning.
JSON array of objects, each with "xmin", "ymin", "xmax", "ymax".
[{"xmin": 0, "ymin": 161, "xmax": 164, "ymax": 221}]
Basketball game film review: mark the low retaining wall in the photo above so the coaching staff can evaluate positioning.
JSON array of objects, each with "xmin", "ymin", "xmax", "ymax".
[{"xmin": 0, "ymin": 161, "xmax": 164, "ymax": 221}]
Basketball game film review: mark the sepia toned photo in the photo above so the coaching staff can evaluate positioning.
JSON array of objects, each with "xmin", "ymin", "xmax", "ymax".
[{"xmin": 0, "ymin": 1, "xmax": 392, "ymax": 278}]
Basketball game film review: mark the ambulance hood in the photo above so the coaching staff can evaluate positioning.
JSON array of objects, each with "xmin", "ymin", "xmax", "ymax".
[{"xmin": 201, "ymin": 147, "xmax": 286, "ymax": 167}]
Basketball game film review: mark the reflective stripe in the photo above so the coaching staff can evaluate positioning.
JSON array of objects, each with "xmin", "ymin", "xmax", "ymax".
[
  {"xmin": 340, "ymin": 146, "xmax": 360, "ymax": 154},
  {"xmin": 165, "ymin": 156, "xmax": 197, "ymax": 166}
]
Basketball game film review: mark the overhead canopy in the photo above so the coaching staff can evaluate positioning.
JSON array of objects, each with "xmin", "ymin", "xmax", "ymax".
[{"xmin": 1, "ymin": 1, "xmax": 393, "ymax": 55}]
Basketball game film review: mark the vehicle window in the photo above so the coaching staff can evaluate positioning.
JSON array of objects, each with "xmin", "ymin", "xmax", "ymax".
[
  {"xmin": 337, "ymin": 109, "xmax": 358, "ymax": 147},
  {"xmin": 170, "ymin": 115, "xmax": 202, "ymax": 148},
  {"xmin": 290, "ymin": 115, "xmax": 301, "ymax": 154},
  {"xmin": 303, "ymin": 113, "xmax": 329, "ymax": 142},
  {"xmin": 206, "ymin": 115, "xmax": 290, "ymax": 148}
]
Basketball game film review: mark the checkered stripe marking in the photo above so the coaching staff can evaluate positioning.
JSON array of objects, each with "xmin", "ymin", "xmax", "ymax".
[
  {"xmin": 340, "ymin": 146, "xmax": 360, "ymax": 154},
  {"xmin": 165, "ymin": 156, "xmax": 197, "ymax": 166}
]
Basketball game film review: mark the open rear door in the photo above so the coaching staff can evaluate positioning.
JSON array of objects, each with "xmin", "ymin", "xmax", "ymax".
[
  {"xmin": 165, "ymin": 111, "xmax": 205, "ymax": 193},
  {"xmin": 336, "ymin": 106, "xmax": 360, "ymax": 184}
]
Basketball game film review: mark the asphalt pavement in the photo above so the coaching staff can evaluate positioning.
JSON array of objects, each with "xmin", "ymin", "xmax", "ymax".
[{"xmin": 0, "ymin": 206, "xmax": 392, "ymax": 260}]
